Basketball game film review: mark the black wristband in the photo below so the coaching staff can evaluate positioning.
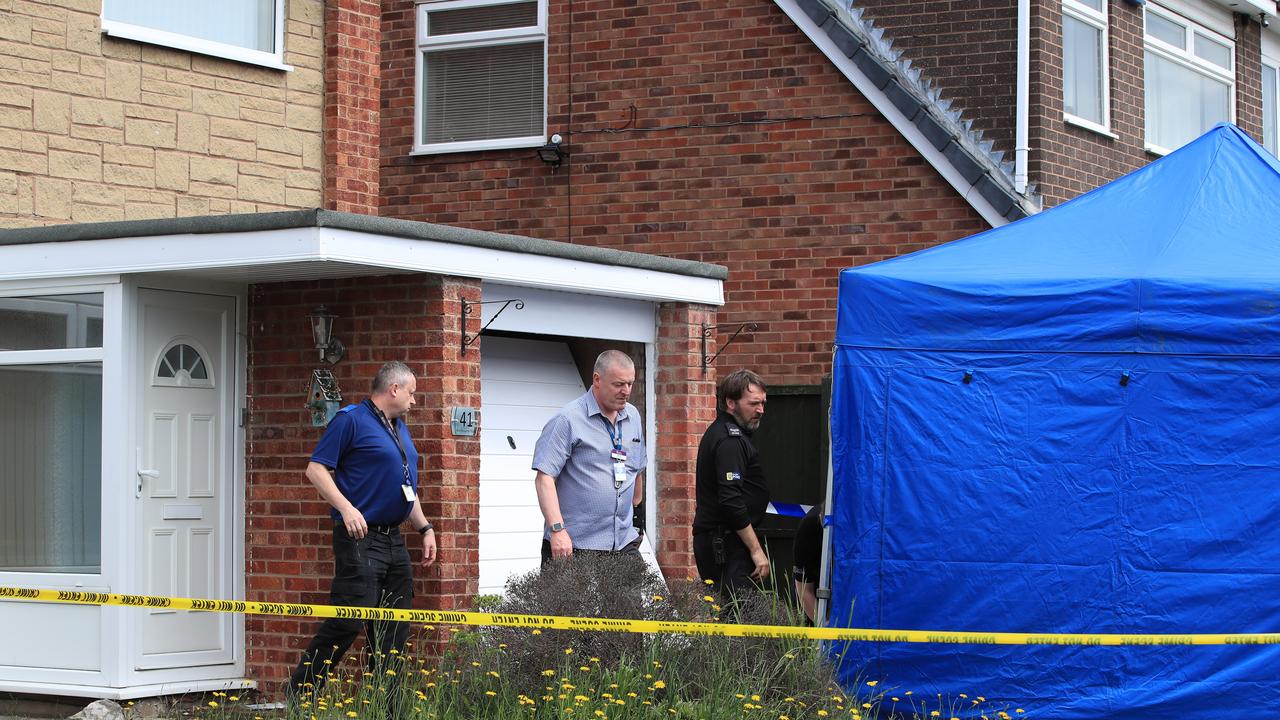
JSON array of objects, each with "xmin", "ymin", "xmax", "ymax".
[{"xmin": 417, "ymin": 522, "xmax": 433, "ymax": 534}]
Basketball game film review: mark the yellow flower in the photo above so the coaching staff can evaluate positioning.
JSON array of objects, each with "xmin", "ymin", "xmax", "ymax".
[
  {"xmin": 207, "ymin": 702, "xmax": 219, "ymax": 709},
  {"xmin": 591, "ymin": 657, "xmax": 601, "ymax": 663},
  {"xmin": 543, "ymin": 669, "xmax": 556, "ymax": 676},
  {"xmin": 228, "ymin": 695, "xmax": 239, "ymax": 701},
  {"xmin": 485, "ymin": 691, "xmax": 496, "ymax": 697},
  {"xmin": 862, "ymin": 703, "xmax": 872, "ymax": 709},
  {"xmin": 532, "ymin": 629, "xmax": 542, "ymax": 635},
  {"xmin": 653, "ymin": 595, "xmax": 664, "ymax": 601},
  {"xmin": 386, "ymin": 669, "xmax": 397, "ymax": 676},
  {"xmin": 653, "ymin": 680, "xmax": 666, "ymax": 689},
  {"xmin": 932, "ymin": 712, "xmax": 941, "ymax": 718},
  {"xmin": 818, "ymin": 711, "xmax": 829, "ymax": 718},
  {"xmin": 703, "ymin": 595, "xmax": 715, "ymax": 602},
  {"xmin": 751, "ymin": 694, "xmax": 761, "ymax": 701},
  {"xmin": 1016, "ymin": 711, "xmax": 1025, "ymax": 715},
  {"xmin": 892, "ymin": 697, "xmax": 900, "ymax": 702},
  {"xmin": 867, "ymin": 680, "xmax": 878, "ymax": 687},
  {"xmin": 565, "ymin": 648, "xmax": 574, "ymax": 655},
  {"xmin": 346, "ymin": 713, "xmax": 357, "ymax": 718},
  {"xmin": 579, "ymin": 666, "xmax": 590, "ymax": 671},
  {"xmin": 488, "ymin": 671, "xmax": 500, "ymax": 678}
]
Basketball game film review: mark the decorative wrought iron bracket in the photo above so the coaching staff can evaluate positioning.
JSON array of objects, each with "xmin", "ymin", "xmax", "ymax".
[
  {"xmin": 461, "ymin": 299, "xmax": 525, "ymax": 355},
  {"xmin": 701, "ymin": 322, "xmax": 758, "ymax": 371}
]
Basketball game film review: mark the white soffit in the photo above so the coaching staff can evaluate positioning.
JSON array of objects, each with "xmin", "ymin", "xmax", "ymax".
[{"xmin": 0, "ymin": 226, "xmax": 724, "ymax": 307}]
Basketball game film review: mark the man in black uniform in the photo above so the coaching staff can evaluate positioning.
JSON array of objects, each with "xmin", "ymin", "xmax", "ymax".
[
  {"xmin": 693, "ymin": 368, "xmax": 770, "ymax": 604},
  {"xmin": 792, "ymin": 502, "xmax": 824, "ymax": 624}
]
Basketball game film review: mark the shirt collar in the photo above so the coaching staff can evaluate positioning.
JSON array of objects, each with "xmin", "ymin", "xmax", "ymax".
[{"xmin": 585, "ymin": 389, "xmax": 628, "ymax": 422}]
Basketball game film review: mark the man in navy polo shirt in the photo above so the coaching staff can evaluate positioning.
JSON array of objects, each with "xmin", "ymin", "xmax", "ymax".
[{"xmin": 288, "ymin": 361, "xmax": 437, "ymax": 699}]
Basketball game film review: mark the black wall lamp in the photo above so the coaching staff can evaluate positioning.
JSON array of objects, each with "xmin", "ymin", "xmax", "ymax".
[
  {"xmin": 537, "ymin": 133, "xmax": 567, "ymax": 172},
  {"xmin": 307, "ymin": 306, "xmax": 346, "ymax": 365}
]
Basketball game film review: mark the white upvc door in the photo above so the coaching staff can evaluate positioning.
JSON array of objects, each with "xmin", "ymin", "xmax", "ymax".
[{"xmin": 134, "ymin": 288, "xmax": 236, "ymax": 670}]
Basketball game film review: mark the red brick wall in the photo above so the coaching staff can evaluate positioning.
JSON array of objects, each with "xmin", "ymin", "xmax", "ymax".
[
  {"xmin": 244, "ymin": 273, "xmax": 480, "ymax": 692},
  {"xmin": 378, "ymin": 0, "xmax": 989, "ymax": 388},
  {"xmin": 324, "ymin": 0, "xmax": 381, "ymax": 214},
  {"xmin": 653, "ymin": 303, "xmax": 717, "ymax": 579},
  {"xmin": 1236, "ymin": 14, "xmax": 1265, "ymax": 142},
  {"xmin": 855, "ymin": 0, "xmax": 1019, "ymax": 159}
]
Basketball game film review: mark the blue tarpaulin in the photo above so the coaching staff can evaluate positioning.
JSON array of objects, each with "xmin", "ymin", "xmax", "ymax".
[{"xmin": 829, "ymin": 124, "xmax": 1280, "ymax": 718}]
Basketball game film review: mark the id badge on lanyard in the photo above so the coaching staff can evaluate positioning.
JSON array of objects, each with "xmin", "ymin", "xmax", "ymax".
[{"xmin": 605, "ymin": 418, "xmax": 627, "ymax": 490}]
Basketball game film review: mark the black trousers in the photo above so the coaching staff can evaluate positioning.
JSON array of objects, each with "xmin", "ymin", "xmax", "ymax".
[
  {"xmin": 540, "ymin": 536, "xmax": 642, "ymax": 567},
  {"xmin": 289, "ymin": 523, "xmax": 414, "ymax": 697},
  {"xmin": 693, "ymin": 530, "xmax": 759, "ymax": 606}
]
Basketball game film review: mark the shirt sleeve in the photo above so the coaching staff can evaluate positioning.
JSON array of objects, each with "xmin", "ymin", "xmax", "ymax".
[
  {"xmin": 713, "ymin": 436, "xmax": 753, "ymax": 531},
  {"xmin": 531, "ymin": 413, "xmax": 573, "ymax": 478},
  {"xmin": 311, "ymin": 410, "xmax": 356, "ymax": 468}
]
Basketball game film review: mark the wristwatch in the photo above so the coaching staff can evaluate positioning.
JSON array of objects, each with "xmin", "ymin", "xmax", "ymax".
[
  {"xmin": 549, "ymin": 521, "xmax": 566, "ymax": 533},
  {"xmin": 417, "ymin": 521, "xmax": 433, "ymax": 535}
]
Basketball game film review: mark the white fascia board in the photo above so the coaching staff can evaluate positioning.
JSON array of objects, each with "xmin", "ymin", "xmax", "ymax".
[
  {"xmin": 318, "ymin": 228, "xmax": 724, "ymax": 305},
  {"xmin": 0, "ymin": 227, "xmax": 724, "ymax": 306},
  {"xmin": 0, "ymin": 228, "xmax": 324, "ymax": 281},
  {"xmin": 773, "ymin": 0, "xmax": 1011, "ymax": 228}
]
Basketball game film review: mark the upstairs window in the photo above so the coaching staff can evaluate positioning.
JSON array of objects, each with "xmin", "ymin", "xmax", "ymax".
[
  {"xmin": 101, "ymin": 0, "xmax": 288, "ymax": 70},
  {"xmin": 415, "ymin": 0, "xmax": 548, "ymax": 155},
  {"xmin": 1143, "ymin": 4, "xmax": 1234, "ymax": 155},
  {"xmin": 1063, "ymin": 0, "xmax": 1110, "ymax": 132}
]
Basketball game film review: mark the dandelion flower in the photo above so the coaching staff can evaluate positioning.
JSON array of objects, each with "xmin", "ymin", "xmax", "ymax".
[
  {"xmin": 703, "ymin": 595, "xmax": 715, "ymax": 602},
  {"xmin": 653, "ymin": 595, "xmax": 664, "ymax": 601},
  {"xmin": 346, "ymin": 713, "xmax": 358, "ymax": 718},
  {"xmin": 818, "ymin": 711, "xmax": 829, "ymax": 718},
  {"xmin": 867, "ymin": 680, "xmax": 878, "ymax": 687},
  {"xmin": 1016, "ymin": 711, "xmax": 1025, "ymax": 715},
  {"xmin": 485, "ymin": 691, "xmax": 496, "ymax": 697},
  {"xmin": 532, "ymin": 629, "xmax": 542, "ymax": 635},
  {"xmin": 862, "ymin": 703, "xmax": 872, "ymax": 709},
  {"xmin": 543, "ymin": 669, "xmax": 556, "ymax": 676},
  {"xmin": 752, "ymin": 694, "xmax": 761, "ymax": 701},
  {"xmin": 207, "ymin": 702, "xmax": 219, "ymax": 709},
  {"xmin": 932, "ymin": 712, "xmax": 941, "ymax": 718},
  {"xmin": 565, "ymin": 648, "xmax": 575, "ymax": 655},
  {"xmin": 653, "ymin": 680, "xmax": 666, "ymax": 689}
]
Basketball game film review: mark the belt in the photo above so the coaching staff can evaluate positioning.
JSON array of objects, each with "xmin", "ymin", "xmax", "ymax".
[{"xmin": 367, "ymin": 523, "xmax": 401, "ymax": 535}]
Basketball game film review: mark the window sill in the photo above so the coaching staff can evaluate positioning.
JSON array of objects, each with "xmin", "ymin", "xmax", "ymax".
[
  {"xmin": 411, "ymin": 135, "xmax": 547, "ymax": 156},
  {"xmin": 1144, "ymin": 142, "xmax": 1171, "ymax": 157},
  {"xmin": 1063, "ymin": 114, "xmax": 1119, "ymax": 140},
  {"xmin": 101, "ymin": 20, "xmax": 292, "ymax": 72}
]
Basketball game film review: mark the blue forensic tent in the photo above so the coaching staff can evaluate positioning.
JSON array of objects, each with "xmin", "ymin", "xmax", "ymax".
[{"xmin": 829, "ymin": 124, "xmax": 1280, "ymax": 719}]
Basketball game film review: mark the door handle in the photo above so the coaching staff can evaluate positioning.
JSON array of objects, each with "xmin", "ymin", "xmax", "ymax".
[{"xmin": 137, "ymin": 448, "xmax": 159, "ymax": 498}]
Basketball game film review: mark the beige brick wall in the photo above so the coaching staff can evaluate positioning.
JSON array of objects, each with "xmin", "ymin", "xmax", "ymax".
[{"xmin": 0, "ymin": 0, "xmax": 324, "ymax": 228}]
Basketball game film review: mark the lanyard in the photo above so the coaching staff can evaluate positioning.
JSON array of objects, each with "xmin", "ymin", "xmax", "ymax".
[
  {"xmin": 600, "ymin": 416, "xmax": 623, "ymax": 453},
  {"xmin": 367, "ymin": 399, "xmax": 410, "ymax": 480}
]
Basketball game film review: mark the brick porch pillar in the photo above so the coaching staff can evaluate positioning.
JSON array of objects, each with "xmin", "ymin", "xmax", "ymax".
[{"xmin": 654, "ymin": 302, "xmax": 717, "ymax": 581}]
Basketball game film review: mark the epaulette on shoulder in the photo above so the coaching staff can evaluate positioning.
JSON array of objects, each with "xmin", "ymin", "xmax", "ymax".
[
  {"xmin": 336, "ymin": 404, "xmax": 359, "ymax": 415},
  {"xmin": 726, "ymin": 424, "xmax": 742, "ymax": 437}
]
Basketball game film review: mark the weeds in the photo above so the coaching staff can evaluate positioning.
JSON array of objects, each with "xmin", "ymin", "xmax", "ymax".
[{"xmin": 176, "ymin": 555, "xmax": 1025, "ymax": 720}]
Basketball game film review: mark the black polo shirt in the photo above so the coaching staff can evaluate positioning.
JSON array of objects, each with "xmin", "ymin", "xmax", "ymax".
[{"xmin": 693, "ymin": 411, "xmax": 770, "ymax": 534}]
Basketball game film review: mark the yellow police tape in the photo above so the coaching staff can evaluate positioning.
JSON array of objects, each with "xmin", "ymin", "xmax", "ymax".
[{"xmin": 4, "ymin": 585, "xmax": 1279, "ymax": 646}]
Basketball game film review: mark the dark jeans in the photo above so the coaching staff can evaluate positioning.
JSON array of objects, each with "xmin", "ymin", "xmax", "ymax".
[
  {"xmin": 693, "ymin": 530, "xmax": 760, "ymax": 609},
  {"xmin": 289, "ymin": 523, "xmax": 414, "ymax": 698},
  {"xmin": 540, "ymin": 536, "xmax": 642, "ymax": 567}
]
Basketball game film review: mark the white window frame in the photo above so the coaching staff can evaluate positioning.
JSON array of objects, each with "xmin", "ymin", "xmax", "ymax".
[
  {"xmin": 0, "ymin": 283, "xmax": 113, "ymax": 581},
  {"xmin": 1263, "ymin": 30, "xmax": 1280, "ymax": 156},
  {"xmin": 1143, "ymin": 2, "xmax": 1236, "ymax": 156},
  {"xmin": 413, "ymin": 0, "xmax": 549, "ymax": 155},
  {"xmin": 100, "ymin": 0, "xmax": 291, "ymax": 72},
  {"xmin": 1062, "ymin": 0, "xmax": 1112, "ymax": 135}
]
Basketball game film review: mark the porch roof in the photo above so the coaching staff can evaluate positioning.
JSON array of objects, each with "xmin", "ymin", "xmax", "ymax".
[{"xmin": 0, "ymin": 208, "xmax": 726, "ymax": 305}]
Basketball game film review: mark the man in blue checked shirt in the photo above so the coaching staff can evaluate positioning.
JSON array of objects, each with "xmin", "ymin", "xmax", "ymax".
[{"xmin": 533, "ymin": 349, "xmax": 647, "ymax": 564}]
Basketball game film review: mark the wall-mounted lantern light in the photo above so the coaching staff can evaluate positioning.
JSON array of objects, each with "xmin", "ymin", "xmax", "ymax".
[
  {"xmin": 308, "ymin": 306, "xmax": 345, "ymax": 365},
  {"xmin": 537, "ymin": 133, "xmax": 567, "ymax": 172}
]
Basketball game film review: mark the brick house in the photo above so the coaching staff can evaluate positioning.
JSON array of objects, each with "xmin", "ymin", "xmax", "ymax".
[{"xmin": 11, "ymin": 0, "xmax": 1253, "ymax": 703}]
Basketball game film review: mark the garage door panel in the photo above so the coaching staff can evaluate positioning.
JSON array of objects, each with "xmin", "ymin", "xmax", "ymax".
[
  {"xmin": 479, "ymin": 478, "xmax": 540, "ymax": 507},
  {"xmin": 479, "ymin": 530, "xmax": 544, "ymax": 560},
  {"xmin": 481, "ymin": 355, "xmax": 584, "ymax": 385},
  {"xmin": 481, "ymin": 404, "xmax": 576, "ymax": 432},
  {"xmin": 479, "ymin": 455, "xmax": 536, "ymax": 481},
  {"xmin": 482, "ymin": 379, "xmax": 585, "ymax": 407},
  {"xmin": 481, "ymin": 505, "xmax": 547, "ymax": 531},
  {"xmin": 480, "ymin": 428, "xmax": 544, "ymax": 454},
  {"xmin": 480, "ymin": 558, "xmax": 542, "ymax": 595}
]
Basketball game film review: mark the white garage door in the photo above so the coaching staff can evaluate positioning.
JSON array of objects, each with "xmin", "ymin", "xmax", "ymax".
[{"xmin": 478, "ymin": 336, "xmax": 587, "ymax": 595}]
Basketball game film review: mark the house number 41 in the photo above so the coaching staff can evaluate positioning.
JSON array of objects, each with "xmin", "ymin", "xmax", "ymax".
[{"xmin": 450, "ymin": 407, "xmax": 477, "ymax": 436}]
